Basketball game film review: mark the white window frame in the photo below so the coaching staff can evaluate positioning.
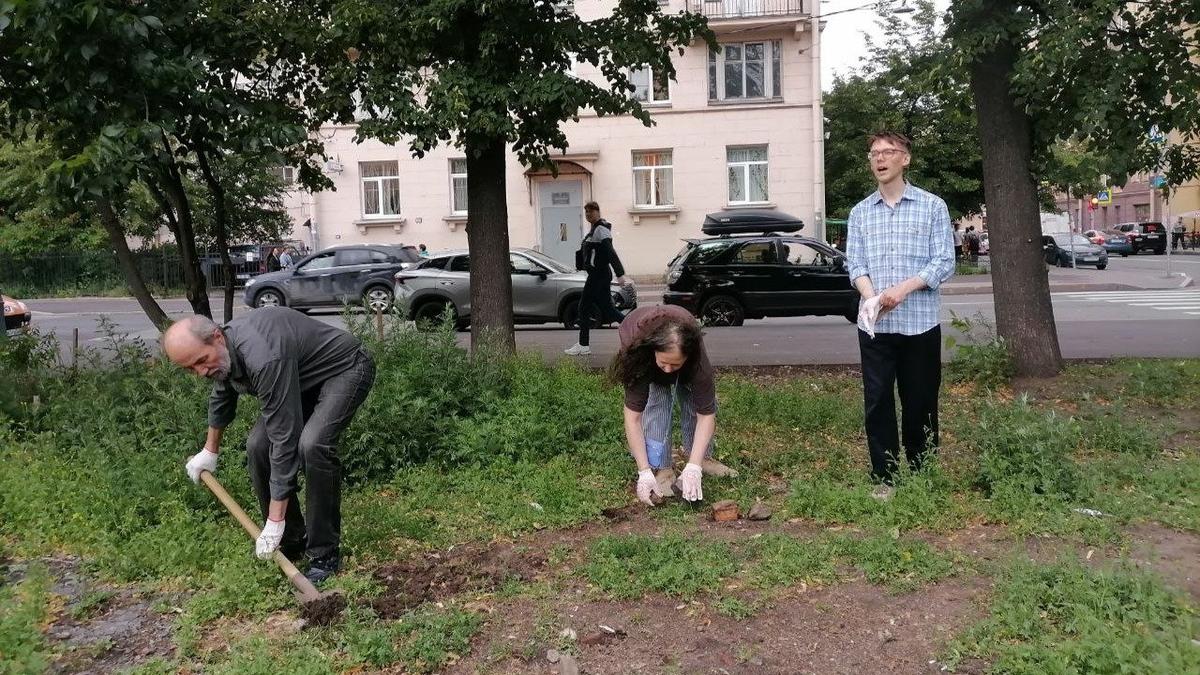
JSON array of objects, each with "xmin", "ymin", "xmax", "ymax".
[
  {"xmin": 709, "ymin": 40, "xmax": 782, "ymax": 102},
  {"xmin": 359, "ymin": 160, "xmax": 401, "ymax": 218},
  {"xmin": 270, "ymin": 165, "xmax": 296, "ymax": 187},
  {"xmin": 632, "ymin": 150, "xmax": 674, "ymax": 208},
  {"xmin": 449, "ymin": 158, "xmax": 468, "ymax": 215},
  {"xmin": 629, "ymin": 65, "xmax": 671, "ymax": 104},
  {"xmin": 727, "ymin": 145, "xmax": 769, "ymax": 205}
]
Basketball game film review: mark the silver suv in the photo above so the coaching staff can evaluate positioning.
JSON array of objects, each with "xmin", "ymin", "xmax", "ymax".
[{"xmin": 395, "ymin": 248, "xmax": 637, "ymax": 329}]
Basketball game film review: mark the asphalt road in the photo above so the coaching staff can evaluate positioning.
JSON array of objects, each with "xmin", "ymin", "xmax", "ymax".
[{"xmin": 18, "ymin": 258, "xmax": 1200, "ymax": 367}]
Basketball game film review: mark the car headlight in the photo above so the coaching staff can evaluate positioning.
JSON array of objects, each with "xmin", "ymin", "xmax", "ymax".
[
  {"xmin": 245, "ymin": 277, "xmax": 257, "ymax": 287},
  {"xmin": 667, "ymin": 269, "xmax": 682, "ymax": 284}
]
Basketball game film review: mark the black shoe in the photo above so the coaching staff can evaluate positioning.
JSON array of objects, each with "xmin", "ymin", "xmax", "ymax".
[{"xmin": 303, "ymin": 553, "xmax": 340, "ymax": 585}]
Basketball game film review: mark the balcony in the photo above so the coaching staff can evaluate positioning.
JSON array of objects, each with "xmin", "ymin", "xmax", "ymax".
[
  {"xmin": 686, "ymin": 0, "xmax": 808, "ymax": 20},
  {"xmin": 685, "ymin": 0, "xmax": 810, "ymax": 34}
]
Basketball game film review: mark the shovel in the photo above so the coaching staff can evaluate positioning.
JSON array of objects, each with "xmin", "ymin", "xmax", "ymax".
[{"xmin": 199, "ymin": 471, "xmax": 345, "ymax": 624}]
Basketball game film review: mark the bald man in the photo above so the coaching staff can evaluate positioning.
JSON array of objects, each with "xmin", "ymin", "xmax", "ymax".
[{"xmin": 163, "ymin": 308, "xmax": 375, "ymax": 583}]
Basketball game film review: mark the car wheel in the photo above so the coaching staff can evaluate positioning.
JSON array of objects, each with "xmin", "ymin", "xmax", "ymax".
[
  {"xmin": 363, "ymin": 286, "xmax": 394, "ymax": 313},
  {"xmin": 1096, "ymin": 264, "xmax": 1107, "ymax": 270},
  {"xmin": 413, "ymin": 299, "xmax": 457, "ymax": 329},
  {"xmin": 561, "ymin": 298, "xmax": 600, "ymax": 330},
  {"xmin": 700, "ymin": 295, "xmax": 745, "ymax": 327},
  {"xmin": 1120, "ymin": 252, "xmax": 1129, "ymax": 257},
  {"xmin": 254, "ymin": 289, "xmax": 285, "ymax": 308}
]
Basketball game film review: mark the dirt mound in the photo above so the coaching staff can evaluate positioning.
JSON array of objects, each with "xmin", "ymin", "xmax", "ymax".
[{"xmin": 371, "ymin": 544, "xmax": 549, "ymax": 619}]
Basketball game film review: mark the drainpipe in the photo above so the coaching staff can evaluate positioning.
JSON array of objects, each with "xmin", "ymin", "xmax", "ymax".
[{"xmin": 810, "ymin": 2, "xmax": 826, "ymax": 242}]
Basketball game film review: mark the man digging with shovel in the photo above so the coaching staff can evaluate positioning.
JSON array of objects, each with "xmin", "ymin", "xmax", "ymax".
[{"xmin": 164, "ymin": 308, "xmax": 375, "ymax": 585}]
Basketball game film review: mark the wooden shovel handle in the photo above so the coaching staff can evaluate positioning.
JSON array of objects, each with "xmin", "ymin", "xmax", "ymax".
[{"xmin": 199, "ymin": 471, "xmax": 322, "ymax": 602}]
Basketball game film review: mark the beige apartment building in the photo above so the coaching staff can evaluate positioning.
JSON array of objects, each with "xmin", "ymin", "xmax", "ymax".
[{"xmin": 281, "ymin": 0, "xmax": 825, "ymax": 276}]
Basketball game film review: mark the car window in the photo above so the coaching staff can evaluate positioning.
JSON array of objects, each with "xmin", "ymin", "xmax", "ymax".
[
  {"xmin": 1140, "ymin": 223, "xmax": 1163, "ymax": 233},
  {"xmin": 417, "ymin": 256, "xmax": 450, "ymax": 270},
  {"xmin": 449, "ymin": 256, "xmax": 471, "ymax": 272},
  {"xmin": 522, "ymin": 250, "xmax": 572, "ymax": 273},
  {"xmin": 686, "ymin": 240, "xmax": 736, "ymax": 265},
  {"xmin": 782, "ymin": 241, "xmax": 833, "ymax": 266},
  {"xmin": 1053, "ymin": 234, "xmax": 1092, "ymax": 247},
  {"xmin": 733, "ymin": 241, "xmax": 777, "ymax": 265},
  {"xmin": 298, "ymin": 253, "xmax": 335, "ymax": 271},
  {"xmin": 335, "ymin": 249, "xmax": 373, "ymax": 266},
  {"xmin": 510, "ymin": 253, "xmax": 543, "ymax": 273}
]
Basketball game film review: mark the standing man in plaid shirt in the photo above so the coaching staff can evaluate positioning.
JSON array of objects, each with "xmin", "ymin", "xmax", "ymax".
[{"xmin": 845, "ymin": 131, "xmax": 955, "ymax": 499}]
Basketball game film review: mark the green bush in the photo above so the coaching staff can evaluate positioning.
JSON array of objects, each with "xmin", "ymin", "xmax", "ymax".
[
  {"xmin": 0, "ymin": 564, "xmax": 52, "ymax": 675},
  {"xmin": 944, "ymin": 312, "xmax": 1013, "ymax": 390},
  {"xmin": 972, "ymin": 398, "xmax": 1084, "ymax": 515}
]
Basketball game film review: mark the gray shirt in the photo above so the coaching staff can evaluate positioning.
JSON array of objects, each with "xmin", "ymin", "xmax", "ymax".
[{"xmin": 208, "ymin": 307, "xmax": 362, "ymax": 496}]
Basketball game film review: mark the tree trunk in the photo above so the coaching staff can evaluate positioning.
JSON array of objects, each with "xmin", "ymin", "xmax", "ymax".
[
  {"xmin": 196, "ymin": 151, "xmax": 236, "ymax": 322},
  {"xmin": 965, "ymin": 2, "xmax": 1063, "ymax": 377},
  {"xmin": 464, "ymin": 137, "xmax": 516, "ymax": 355},
  {"xmin": 156, "ymin": 151, "xmax": 213, "ymax": 319},
  {"xmin": 96, "ymin": 198, "xmax": 171, "ymax": 329}
]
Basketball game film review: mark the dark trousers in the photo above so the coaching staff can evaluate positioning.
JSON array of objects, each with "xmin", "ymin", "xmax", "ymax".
[
  {"xmin": 858, "ymin": 326, "xmax": 941, "ymax": 483},
  {"xmin": 577, "ymin": 274, "xmax": 624, "ymax": 347},
  {"xmin": 246, "ymin": 351, "xmax": 375, "ymax": 560}
]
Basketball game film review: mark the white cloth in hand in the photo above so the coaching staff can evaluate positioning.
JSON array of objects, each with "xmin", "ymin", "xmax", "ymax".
[
  {"xmin": 636, "ymin": 469, "xmax": 662, "ymax": 506},
  {"xmin": 857, "ymin": 295, "xmax": 884, "ymax": 339},
  {"xmin": 256, "ymin": 519, "xmax": 285, "ymax": 560},
  {"xmin": 679, "ymin": 463, "xmax": 704, "ymax": 502},
  {"xmin": 185, "ymin": 449, "xmax": 219, "ymax": 484}
]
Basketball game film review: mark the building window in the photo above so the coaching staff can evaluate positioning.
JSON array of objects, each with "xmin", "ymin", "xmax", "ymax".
[
  {"xmin": 1134, "ymin": 203, "xmax": 1150, "ymax": 221},
  {"xmin": 630, "ymin": 66, "xmax": 670, "ymax": 104},
  {"xmin": 269, "ymin": 166, "xmax": 296, "ymax": 187},
  {"xmin": 632, "ymin": 150, "xmax": 674, "ymax": 207},
  {"xmin": 450, "ymin": 159, "xmax": 468, "ymax": 214},
  {"xmin": 727, "ymin": 145, "xmax": 769, "ymax": 204},
  {"xmin": 709, "ymin": 41, "xmax": 782, "ymax": 102},
  {"xmin": 360, "ymin": 160, "xmax": 400, "ymax": 217}
]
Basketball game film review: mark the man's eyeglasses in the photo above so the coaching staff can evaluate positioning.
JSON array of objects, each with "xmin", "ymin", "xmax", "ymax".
[{"xmin": 867, "ymin": 149, "xmax": 905, "ymax": 161}]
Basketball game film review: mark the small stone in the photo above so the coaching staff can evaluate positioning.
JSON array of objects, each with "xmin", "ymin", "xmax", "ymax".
[
  {"xmin": 878, "ymin": 629, "xmax": 895, "ymax": 644},
  {"xmin": 580, "ymin": 630, "xmax": 618, "ymax": 646},
  {"xmin": 559, "ymin": 627, "xmax": 577, "ymax": 641},
  {"xmin": 558, "ymin": 653, "xmax": 580, "ymax": 675},
  {"xmin": 546, "ymin": 649, "xmax": 561, "ymax": 663},
  {"xmin": 747, "ymin": 500, "xmax": 772, "ymax": 521},
  {"xmin": 712, "ymin": 500, "xmax": 740, "ymax": 522}
]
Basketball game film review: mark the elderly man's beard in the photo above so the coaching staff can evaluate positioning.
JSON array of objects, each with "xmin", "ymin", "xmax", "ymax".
[{"xmin": 208, "ymin": 344, "xmax": 232, "ymax": 381}]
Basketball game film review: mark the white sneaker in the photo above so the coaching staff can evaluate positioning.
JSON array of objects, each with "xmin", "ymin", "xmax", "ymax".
[{"xmin": 564, "ymin": 343, "xmax": 591, "ymax": 356}]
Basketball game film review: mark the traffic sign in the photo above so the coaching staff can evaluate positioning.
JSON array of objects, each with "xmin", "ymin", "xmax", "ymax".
[{"xmin": 1096, "ymin": 189, "xmax": 1112, "ymax": 205}]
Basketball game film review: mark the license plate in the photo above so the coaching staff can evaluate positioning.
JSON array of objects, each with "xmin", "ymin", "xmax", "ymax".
[
  {"xmin": 236, "ymin": 274, "xmax": 250, "ymax": 280},
  {"xmin": 1081, "ymin": 257, "xmax": 1098, "ymax": 262},
  {"xmin": 1146, "ymin": 234, "xmax": 1160, "ymax": 239}
]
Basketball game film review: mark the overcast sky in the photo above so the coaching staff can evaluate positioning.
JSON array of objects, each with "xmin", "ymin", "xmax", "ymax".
[{"xmin": 819, "ymin": 0, "xmax": 952, "ymax": 90}]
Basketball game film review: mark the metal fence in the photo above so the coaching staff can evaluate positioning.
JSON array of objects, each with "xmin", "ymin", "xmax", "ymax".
[{"xmin": 0, "ymin": 250, "xmax": 251, "ymax": 297}]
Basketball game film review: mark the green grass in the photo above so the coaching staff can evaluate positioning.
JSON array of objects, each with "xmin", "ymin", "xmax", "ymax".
[
  {"xmin": 947, "ymin": 560, "xmax": 1200, "ymax": 673},
  {"xmin": 0, "ymin": 565, "xmax": 52, "ymax": 675},
  {"xmin": 584, "ymin": 533, "xmax": 738, "ymax": 599}
]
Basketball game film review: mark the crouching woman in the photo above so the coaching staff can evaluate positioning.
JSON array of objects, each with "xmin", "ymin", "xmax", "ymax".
[{"xmin": 611, "ymin": 305, "xmax": 736, "ymax": 506}]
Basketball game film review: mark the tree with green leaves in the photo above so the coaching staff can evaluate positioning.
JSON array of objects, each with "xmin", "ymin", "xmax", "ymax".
[
  {"xmin": 825, "ymin": 1, "xmax": 983, "ymax": 221},
  {"xmin": 308, "ymin": 0, "xmax": 711, "ymax": 352},
  {"xmin": 947, "ymin": 0, "xmax": 1200, "ymax": 376}
]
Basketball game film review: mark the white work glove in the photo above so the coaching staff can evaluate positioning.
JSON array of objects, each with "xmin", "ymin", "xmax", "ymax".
[
  {"xmin": 680, "ymin": 463, "xmax": 704, "ymax": 502},
  {"xmin": 185, "ymin": 449, "xmax": 219, "ymax": 484},
  {"xmin": 636, "ymin": 468, "xmax": 663, "ymax": 506},
  {"xmin": 857, "ymin": 294, "xmax": 883, "ymax": 339},
  {"xmin": 256, "ymin": 519, "xmax": 285, "ymax": 560}
]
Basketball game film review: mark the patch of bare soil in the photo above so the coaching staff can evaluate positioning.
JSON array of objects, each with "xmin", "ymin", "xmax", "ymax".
[
  {"xmin": 371, "ymin": 544, "xmax": 551, "ymax": 619},
  {"xmin": 1122, "ymin": 523, "xmax": 1200, "ymax": 603},
  {"xmin": 450, "ymin": 578, "xmax": 988, "ymax": 675},
  {"xmin": 4, "ymin": 556, "xmax": 179, "ymax": 675}
]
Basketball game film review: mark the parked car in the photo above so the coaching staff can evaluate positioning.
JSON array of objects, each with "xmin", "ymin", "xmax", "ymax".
[
  {"xmin": 242, "ymin": 244, "xmax": 421, "ymax": 312},
  {"xmin": 1098, "ymin": 231, "xmax": 1132, "ymax": 257},
  {"xmin": 1042, "ymin": 233, "xmax": 1108, "ymax": 269},
  {"xmin": 393, "ymin": 248, "xmax": 637, "ymax": 329},
  {"xmin": 3, "ymin": 294, "xmax": 32, "ymax": 335},
  {"xmin": 1083, "ymin": 229, "xmax": 1107, "ymax": 246},
  {"xmin": 1112, "ymin": 221, "xmax": 1167, "ymax": 254},
  {"xmin": 663, "ymin": 210, "xmax": 858, "ymax": 327}
]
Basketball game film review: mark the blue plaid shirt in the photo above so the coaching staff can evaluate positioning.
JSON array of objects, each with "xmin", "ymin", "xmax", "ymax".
[{"xmin": 846, "ymin": 183, "xmax": 956, "ymax": 335}]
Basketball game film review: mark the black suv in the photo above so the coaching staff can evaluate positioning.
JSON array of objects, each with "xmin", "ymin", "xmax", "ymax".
[
  {"xmin": 1112, "ymin": 221, "xmax": 1167, "ymax": 254},
  {"xmin": 243, "ymin": 244, "xmax": 421, "ymax": 313},
  {"xmin": 663, "ymin": 210, "xmax": 858, "ymax": 326}
]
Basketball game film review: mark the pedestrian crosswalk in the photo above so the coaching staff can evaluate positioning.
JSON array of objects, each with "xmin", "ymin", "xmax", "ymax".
[{"xmin": 1054, "ymin": 290, "xmax": 1200, "ymax": 315}]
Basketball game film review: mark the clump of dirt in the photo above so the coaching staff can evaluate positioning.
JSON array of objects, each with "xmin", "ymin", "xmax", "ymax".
[
  {"xmin": 371, "ymin": 544, "xmax": 549, "ymax": 619},
  {"xmin": 301, "ymin": 591, "xmax": 348, "ymax": 626}
]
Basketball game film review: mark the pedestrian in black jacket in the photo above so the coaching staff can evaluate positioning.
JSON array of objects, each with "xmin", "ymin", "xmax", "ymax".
[{"xmin": 566, "ymin": 202, "xmax": 631, "ymax": 356}]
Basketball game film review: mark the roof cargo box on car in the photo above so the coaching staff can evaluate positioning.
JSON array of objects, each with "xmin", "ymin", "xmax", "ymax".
[{"xmin": 702, "ymin": 209, "xmax": 804, "ymax": 236}]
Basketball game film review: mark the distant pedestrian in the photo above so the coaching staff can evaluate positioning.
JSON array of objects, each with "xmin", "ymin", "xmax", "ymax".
[
  {"xmin": 845, "ymin": 131, "xmax": 955, "ymax": 500},
  {"xmin": 266, "ymin": 247, "xmax": 282, "ymax": 273},
  {"xmin": 418, "ymin": 244, "xmax": 429, "ymax": 258},
  {"xmin": 965, "ymin": 227, "xmax": 981, "ymax": 262},
  {"xmin": 1173, "ymin": 220, "xmax": 1185, "ymax": 250},
  {"xmin": 952, "ymin": 223, "xmax": 964, "ymax": 261},
  {"xmin": 565, "ymin": 202, "xmax": 630, "ymax": 356},
  {"xmin": 279, "ymin": 248, "xmax": 295, "ymax": 269}
]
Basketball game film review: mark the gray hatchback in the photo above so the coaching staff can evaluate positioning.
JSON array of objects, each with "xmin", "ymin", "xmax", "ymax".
[
  {"xmin": 243, "ymin": 244, "xmax": 421, "ymax": 312},
  {"xmin": 394, "ymin": 248, "xmax": 637, "ymax": 329}
]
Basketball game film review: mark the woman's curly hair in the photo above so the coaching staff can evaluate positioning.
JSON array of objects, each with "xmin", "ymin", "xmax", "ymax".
[{"xmin": 610, "ymin": 314, "xmax": 703, "ymax": 389}]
